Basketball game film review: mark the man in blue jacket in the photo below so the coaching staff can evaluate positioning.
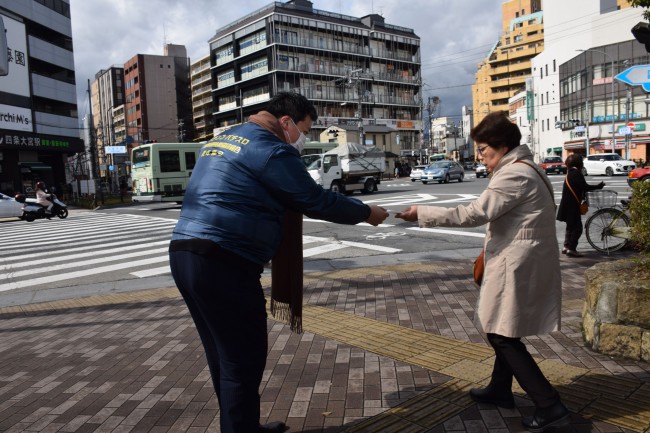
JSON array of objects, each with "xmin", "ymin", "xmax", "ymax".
[{"xmin": 169, "ymin": 92, "xmax": 388, "ymax": 433}]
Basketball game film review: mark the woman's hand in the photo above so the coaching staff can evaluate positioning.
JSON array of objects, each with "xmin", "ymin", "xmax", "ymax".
[{"xmin": 395, "ymin": 206, "xmax": 418, "ymax": 222}]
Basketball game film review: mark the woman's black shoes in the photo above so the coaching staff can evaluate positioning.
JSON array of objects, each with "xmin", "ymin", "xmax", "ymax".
[
  {"xmin": 469, "ymin": 387, "xmax": 515, "ymax": 409},
  {"xmin": 521, "ymin": 401, "xmax": 570, "ymax": 432},
  {"xmin": 259, "ymin": 421, "xmax": 289, "ymax": 433}
]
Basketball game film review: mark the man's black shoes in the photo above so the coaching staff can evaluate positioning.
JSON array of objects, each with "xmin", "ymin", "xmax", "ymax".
[
  {"xmin": 521, "ymin": 401, "xmax": 570, "ymax": 432},
  {"xmin": 469, "ymin": 387, "xmax": 515, "ymax": 409},
  {"xmin": 259, "ymin": 421, "xmax": 289, "ymax": 433}
]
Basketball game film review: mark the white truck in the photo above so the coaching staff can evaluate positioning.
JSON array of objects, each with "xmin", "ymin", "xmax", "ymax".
[{"xmin": 302, "ymin": 143, "xmax": 385, "ymax": 194}]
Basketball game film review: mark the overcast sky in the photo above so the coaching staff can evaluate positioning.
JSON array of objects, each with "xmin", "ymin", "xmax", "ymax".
[{"xmin": 70, "ymin": 0, "xmax": 504, "ymax": 122}]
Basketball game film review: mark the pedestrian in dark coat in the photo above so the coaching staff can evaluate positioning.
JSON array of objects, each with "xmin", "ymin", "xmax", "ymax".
[{"xmin": 556, "ymin": 154, "xmax": 604, "ymax": 257}]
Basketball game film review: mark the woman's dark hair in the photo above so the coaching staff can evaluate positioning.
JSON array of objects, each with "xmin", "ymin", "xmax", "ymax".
[
  {"xmin": 267, "ymin": 91, "xmax": 318, "ymax": 123},
  {"xmin": 470, "ymin": 111, "xmax": 521, "ymax": 152},
  {"xmin": 565, "ymin": 154, "xmax": 584, "ymax": 169}
]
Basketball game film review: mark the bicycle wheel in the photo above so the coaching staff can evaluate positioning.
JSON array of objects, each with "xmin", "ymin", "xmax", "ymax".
[{"xmin": 585, "ymin": 208, "xmax": 630, "ymax": 253}]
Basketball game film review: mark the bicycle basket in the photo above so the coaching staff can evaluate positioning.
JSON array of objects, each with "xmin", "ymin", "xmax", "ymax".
[{"xmin": 587, "ymin": 190, "xmax": 617, "ymax": 208}]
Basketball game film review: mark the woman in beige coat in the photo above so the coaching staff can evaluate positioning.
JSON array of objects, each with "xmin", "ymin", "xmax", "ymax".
[{"xmin": 397, "ymin": 112, "xmax": 568, "ymax": 433}]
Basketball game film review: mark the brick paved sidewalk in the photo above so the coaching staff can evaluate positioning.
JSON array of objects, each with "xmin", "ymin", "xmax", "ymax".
[{"xmin": 0, "ymin": 251, "xmax": 648, "ymax": 433}]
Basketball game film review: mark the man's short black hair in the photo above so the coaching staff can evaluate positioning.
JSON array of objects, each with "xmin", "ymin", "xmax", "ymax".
[{"xmin": 267, "ymin": 91, "xmax": 318, "ymax": 123}]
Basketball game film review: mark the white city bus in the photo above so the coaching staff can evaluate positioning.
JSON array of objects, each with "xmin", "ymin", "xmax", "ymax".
[{"xmin": 131, "ymin": 142, "xmax": 204, "ymax": 203}]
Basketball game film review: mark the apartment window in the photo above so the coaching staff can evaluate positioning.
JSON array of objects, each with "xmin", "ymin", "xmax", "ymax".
[
  {"xmin": 240, "ymin": 57, "xmax": 268, "ymax": 80},
  {"xmin": 553, "ymin": 59, "xmax": 556, "ymax": 72},
  {"xmin": 216, "ymin": 45, "xmax": 234, "ymax": 66},
  {"xmin": 545, "ymin": 64, "xmax": 548, "ymax": 76},
  {"xmin": 514, "ymin": 35, "xmax": 523, "ymax": 42},
  {"xmin": 546, "ymin": 91, "xmax": 549, "ymax": 104},
  {"xmin": 541, "ymin": 94, "xmax": 544, "ymax": 105}
]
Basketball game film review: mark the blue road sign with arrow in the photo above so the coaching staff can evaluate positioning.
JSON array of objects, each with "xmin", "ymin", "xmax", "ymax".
[{"xmin": 615, "ymin": 65, "xmax": 650, "ymax": 91}]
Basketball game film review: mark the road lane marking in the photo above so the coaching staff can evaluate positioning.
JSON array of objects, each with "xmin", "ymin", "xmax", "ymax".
[
  {"xmin": 0, "ymin": 240, "xmax": 171, "ymax": 271},
  {"xmin": 0, "ymin": 256, "xmax": 169, "ymax": 292},
  {"xmin": 131, "ymin": 266, "xmax": 171, "ymax": 278},
  {"xmin": 408, "ymin": 227, "xmax": 486, "ymax": 238}
]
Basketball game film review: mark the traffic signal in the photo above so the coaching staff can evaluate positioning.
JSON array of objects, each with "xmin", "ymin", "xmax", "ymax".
[{"xmin": 632, "ymin": 22, "xmax": 650, "ymax": 52}]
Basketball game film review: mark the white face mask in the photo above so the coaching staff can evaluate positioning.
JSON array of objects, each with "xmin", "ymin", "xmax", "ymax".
[{"xmin": 285, "ymin": 118, "xmax": 306, "ymax": 154}]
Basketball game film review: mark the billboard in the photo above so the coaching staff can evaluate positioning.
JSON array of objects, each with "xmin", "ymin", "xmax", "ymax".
[{"xmin": 0, "ymin": 13, "xmax": 31, "ymax": 133}]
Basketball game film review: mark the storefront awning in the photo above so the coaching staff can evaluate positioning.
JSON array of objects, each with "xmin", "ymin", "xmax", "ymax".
[
  {"xmin": 546, "ymin": 148, "xmax": 552, "ymax": 153},
  {"xmin": 18, "ymin": 162, "xmax": 52, "ymax": 172},
  {"xmin": 553, "ymin": 147, "xmax": 562, "ymax": 152}
]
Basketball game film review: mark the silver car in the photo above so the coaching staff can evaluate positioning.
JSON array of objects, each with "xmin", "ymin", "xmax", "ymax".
[{"xmin": 421, "ymin": 161, "xmax": 464, "ymax": 184}]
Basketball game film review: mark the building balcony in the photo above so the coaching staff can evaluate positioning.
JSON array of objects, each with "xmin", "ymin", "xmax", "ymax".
[
  {"xmin": 491, "ymin": 61, "xmax": 530, "ymax": 75},
  {"xmin": 193, "ymin": 97, "xmax": 213, "ymax": 110},
  {"xmin": 270, "ymin": 34, "xmax": 420, "ymax": 64}
]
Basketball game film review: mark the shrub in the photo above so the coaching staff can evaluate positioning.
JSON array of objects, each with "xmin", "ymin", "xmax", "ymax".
[{"xmin": 629, "ymin": 181, "xmax": 650, "ymax": 253}]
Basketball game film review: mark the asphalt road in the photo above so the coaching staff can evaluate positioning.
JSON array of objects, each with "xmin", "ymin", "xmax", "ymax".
[{"xmin": 0, "ymin": 171, "xmax": 632, "ymax": 307}]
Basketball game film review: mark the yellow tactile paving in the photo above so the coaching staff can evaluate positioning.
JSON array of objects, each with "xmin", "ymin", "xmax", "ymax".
[{"xmin": 1, "ymin": 264, "xmax": 649, "ymax": 433}]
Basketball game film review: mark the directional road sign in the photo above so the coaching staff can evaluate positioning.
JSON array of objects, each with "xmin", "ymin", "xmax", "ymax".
[{"xmin": 615, "ymin": 65, "xmax": 650, "ymax": 91}]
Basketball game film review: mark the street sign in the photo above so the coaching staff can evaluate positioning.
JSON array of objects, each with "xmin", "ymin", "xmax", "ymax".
[
  {"xmin": 615, "ymin": 65, "xmax": 650, "ymax": 91},
  {"xmin": 627, "ymin": 122, "xmax": 635, "ymax": 130},
  {"xmin": 618, "ymin": 126, "xmax": 632, "ymax": 135}
]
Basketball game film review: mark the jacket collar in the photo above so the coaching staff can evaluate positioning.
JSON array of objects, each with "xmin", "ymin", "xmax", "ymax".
[
  {"xmin": 492, "ymin": 145, "xmax": 533, "ymax": 175},
  {"xmin": 248, "ymin": 111, "xmax": 287, "ymax": 143}
]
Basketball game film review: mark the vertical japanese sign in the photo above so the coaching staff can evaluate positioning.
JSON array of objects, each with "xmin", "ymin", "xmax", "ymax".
[
  {"xmin": 526, "ymin": 78, "xmax": 534, "ymax": 121},
  {"xmin": 0, "ymin": 13, "xmax": 32, "ymax": 132}
]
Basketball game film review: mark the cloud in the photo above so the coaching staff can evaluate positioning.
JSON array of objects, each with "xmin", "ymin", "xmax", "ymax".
[{"xmin": 71, "ymin": 0, "xmax": 503, "ymax": 120}]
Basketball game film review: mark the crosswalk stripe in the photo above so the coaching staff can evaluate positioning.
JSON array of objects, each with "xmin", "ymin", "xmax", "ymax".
[
  {"xmin": 408, "ymin": 227, "xmax": 486, "ymax": 238},
  {"xmin": 131, "ymin": 266, "xmax": 171, "ymax": 278},
  {"xmin": 303, "ymin": 243, "xmax": 349, "ymax": 257},
  {"xmin": 0, "ymin": 236, "xmax": 170, "ymax": 265},
  {"xmin": 0, "ymin": 247, "xmax": 169, "ymax": 280},
  {"xmin": 0, "ymin": 223, "xmax": 174, "ymax": 252},
  {"xmin": 0, "ymin": 256, "xmax": 169, "ymax": 292},
  {"xmin": 0, "ymin": 240, "xmax": 170, "ymax": 271}
]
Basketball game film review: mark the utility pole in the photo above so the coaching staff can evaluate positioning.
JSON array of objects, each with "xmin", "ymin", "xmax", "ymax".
[
  {"xmin": 87, "ymin": 79, "xmax": 103, "ymax": 204},
  {"xmin": 624, "ymin": 88, "xmax": 631, "ymax": 160},
  {"xmin": 178, "ymin": 118, "xmax": 185, "ymax": 142},
  {"xmin": 336, "ymin": 68, "xmax": 364, "ymax": 145}
]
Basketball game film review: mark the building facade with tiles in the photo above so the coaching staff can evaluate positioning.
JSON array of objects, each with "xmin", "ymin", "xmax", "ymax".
[
  {"xmin": 208, "ymin": 0, "xmax": 423, "ymax": 151},
  {"xmin": 0, "ymin": 0, "xmax": 83, "ymax": 196}
]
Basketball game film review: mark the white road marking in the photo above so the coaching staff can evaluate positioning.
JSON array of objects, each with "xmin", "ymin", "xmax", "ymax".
[
  {"xmin": 131, "ymin": 266, "xmax": 171, "ymax": 278},
  {"xmin": 303, "ymin": 243, "xmax": 349, "ymax": 257},
  {"xmin": 0, "ymin": 256, "xmax": 169, "ymax": 292},
  {"xmin": 408, "ymin": 227, "xmax": 486, "ymax": 238}
]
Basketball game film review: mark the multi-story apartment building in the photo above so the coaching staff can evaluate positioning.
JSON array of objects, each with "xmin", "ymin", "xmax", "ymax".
[
  {"xmin": 190, "ymin": 54, "xmax": 214, "ymax": 141},
  {"xmin": 123, "ymin": 44, "xmax": 193, "ymax": 147},
  {"xmin": 0, "ymin": 0, "xmax": 83, "ymax": 195},
  {"xmin": 472, "ymin": 0, "xmax": 543, "ymax": 128},
  {"xmin": 208, "ymin": 0, "xmax": 422, "ymax": 150},
  {"xmin": 91, "ymin": 66, "xmax": 124, "ymax": 184},
  {"xmin": 530, "ymin": 0, "xmax": 646, "ymax": 162}
]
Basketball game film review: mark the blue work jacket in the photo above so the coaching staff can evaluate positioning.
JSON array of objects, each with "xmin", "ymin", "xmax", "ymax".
[{"xmin": 171, "ymin": 122, "xmax": 371, "ymax": 265}]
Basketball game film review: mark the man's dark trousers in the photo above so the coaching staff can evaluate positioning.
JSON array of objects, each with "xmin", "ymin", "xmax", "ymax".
[{"xmin": 170, "ymin": 250, "xmax": 267, "ymax": 433}]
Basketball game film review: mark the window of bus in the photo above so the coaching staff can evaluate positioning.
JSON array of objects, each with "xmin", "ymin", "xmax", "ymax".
[
  {"xmin": 185, "ymin": 151, "xmax": 197, "ymax": 170},
  {"xmin": 159, "ymin": 151, "xmax": 181, "ymax": 172},
  {"xmin": 132, "ymin": 148, "xmax": 150, "ymax": 167}
]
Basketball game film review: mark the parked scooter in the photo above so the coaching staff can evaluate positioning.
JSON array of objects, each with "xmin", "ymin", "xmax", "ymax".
[{"xmin": 15, "ymin": 193, "xmax": 69, "ymax": 222}]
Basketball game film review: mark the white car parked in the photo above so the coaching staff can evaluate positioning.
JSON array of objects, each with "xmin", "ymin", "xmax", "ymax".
[
  {"xmin": 582, "ymin": 153, "xmax": 636, "ymax": 176},
  {"xmin": 409, "ymin": 165, "xmax": 427, "ymax": 182},
  {"xmin": 0, "ymin": 192, "xmax": 24, "ymax": 218}
]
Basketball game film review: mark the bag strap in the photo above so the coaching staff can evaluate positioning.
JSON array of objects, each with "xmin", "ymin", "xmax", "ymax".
[
  {"xmin": 514, "ymin": 160, "xmax": 555, "ymax": 203},
  {"xmin": 564, "ymin": 176, "xmax": 582, "ymax": 205}
]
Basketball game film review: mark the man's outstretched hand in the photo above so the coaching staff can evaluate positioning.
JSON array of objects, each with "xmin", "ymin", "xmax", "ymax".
[{"xmin": 366, "ymin": 205, "xmax": 389, "ymax": 226}]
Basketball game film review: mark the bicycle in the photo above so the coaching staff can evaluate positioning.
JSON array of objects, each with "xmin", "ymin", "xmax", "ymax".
[{"xmin": 584, "ymin": 190, "xmax": 630, "ymax": 253}]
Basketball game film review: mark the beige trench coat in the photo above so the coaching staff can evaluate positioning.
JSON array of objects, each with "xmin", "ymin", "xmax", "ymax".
[{"xmin": 417, "ymin": 145, "xmax": 562, "ymax": 337}]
